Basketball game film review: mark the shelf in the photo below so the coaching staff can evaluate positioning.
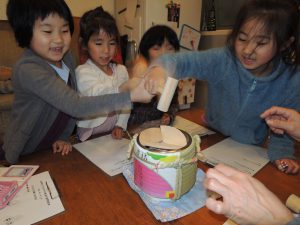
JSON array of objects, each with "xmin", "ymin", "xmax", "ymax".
[{"xmin": 201, "ymin": 29, "xmax": 232, "ymax": 36}]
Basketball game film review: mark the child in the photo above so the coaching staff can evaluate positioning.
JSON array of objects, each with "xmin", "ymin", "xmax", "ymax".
[
  {"xmin": 76, "ymin": 7, "xmax": 130, "ymax": 141},
  {"xmin": 126, "ymin": 25, "xmax": 179, "ymax": 128},
  {"xmin": 2, "ymin": 0, "xmax": 153, "ymax": 164},
  {"xmin": 146, "ymin": 0, "xmax": 300, "ymax": 174}
]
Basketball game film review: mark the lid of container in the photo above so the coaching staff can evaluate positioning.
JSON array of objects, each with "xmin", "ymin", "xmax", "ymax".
[{"xmin": 137, "ymin": 126, "xmax": 191, "ymax": 152}]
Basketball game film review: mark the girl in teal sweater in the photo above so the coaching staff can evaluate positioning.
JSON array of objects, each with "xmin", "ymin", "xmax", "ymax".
[{"xmin": 147, "ymin": 0, "xmax": 300, "ymax": 174}]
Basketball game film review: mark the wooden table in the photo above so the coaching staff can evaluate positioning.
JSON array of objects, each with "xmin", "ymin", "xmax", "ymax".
[{"xmin": 19, "ymin": 108, "xmax": 300, "ymax": 225}]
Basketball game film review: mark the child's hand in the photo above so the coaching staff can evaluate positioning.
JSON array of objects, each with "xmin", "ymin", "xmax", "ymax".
[
  {"xmin": 130, "ymin": 78, "xmax": 154, "ymax": 103},
  {"xmin": 274, "ymin": 158, "xmax": 299, "ymax": 174},
  {"xmin": 161, "ymin": 113, "xmax": 171, "ymax": 125},
  {"xmin": 52, "ymin": 140, "xmax": 72, "ymax": 156},
  {"xmin": 145, "ymin": 66, "xmax": 167, "ymax": 95},
  {"xmin": 111, "ymin": 126, "xmax": 124, "ymax": 139},
  {"xmin": 119, "ymin": 56, "xmax": 148, "ymax": 92},
  {"xmin": 119, "ymin": 77, "xmax": 142, "ymax": 92}
]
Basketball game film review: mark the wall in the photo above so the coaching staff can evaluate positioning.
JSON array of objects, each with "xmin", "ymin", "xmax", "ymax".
[
  {"xmin": 0, "ymin": 0, "xmax": 114, "ymax": 19},
  {"xmin": 115, "ymin": 0, "xmax": 202, "ymax": 45},
  {"xmin": 192, "ymin": 30, "xmax": 230, "ymax": 109},
  {"xmin": 0, "ymin": 21, "xmax": 23, "ymax": 67},
  {"xmin": 65, "ymin": 0, "xmax": 114, "ymax": 17},
  {"xmin": 0, "ymin": 0, "xmax": 7, "ymax": 20},
  {"xmin": 0, "ymin": 0, "xmax": 113, "ymax": 67},
  {"xmin": 144, "ymin": 0, "xmax": 202, "ymax": 34},
  {"xmin": 214, "ymin": 0, "xmax": 246, "ymax": 29}
]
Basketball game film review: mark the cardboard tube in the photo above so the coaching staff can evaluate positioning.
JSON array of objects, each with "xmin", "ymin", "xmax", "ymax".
[
  {"xmin": 157, "ymin": 77, "xmax": 178, "ymax": 112},
  {"xmin": 286, "ymin": 194, "xmax": 300, "ymax": 213}
]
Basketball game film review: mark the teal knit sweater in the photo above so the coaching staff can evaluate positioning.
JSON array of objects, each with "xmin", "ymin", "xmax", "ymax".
[{"xmin": 157, "ymin": 47, "xmax": 300, "ymax": 161}]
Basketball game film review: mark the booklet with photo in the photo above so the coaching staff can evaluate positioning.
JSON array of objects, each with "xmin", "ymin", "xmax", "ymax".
[
  {"xmin": 0, "ymin": 165, "xmax": 39, "ymax": 209},
  {"xmin": 0, "ymin": 171, "xmax": 65, "ymax": 225}
]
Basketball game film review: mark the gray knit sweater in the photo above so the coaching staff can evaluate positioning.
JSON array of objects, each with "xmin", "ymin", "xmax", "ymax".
[{"xmin": 3, "ymin": 49, "xmax": 131, "ymax": 163}]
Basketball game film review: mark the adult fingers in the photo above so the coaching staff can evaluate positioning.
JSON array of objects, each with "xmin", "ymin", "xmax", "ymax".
[
  {"xmin": 211, "ymin": 164, "xmax": 243, "ymax": 177},
  {"xmin": 206, "ymin": 198, "xmax": 227, "ymax": 215},
  {"xmin": 266, "ymin": 119, "xmax": 291, "ymax": 133},
  {"xmin": 270, "ymin": 127, "xmax": 285, "ymax": 135},
  {"xmin": 260, "ymin": 106, "xmax": 290, "ymax": 119},
  {"xmin": 204, "ymin": 176, "xmax": 228, "ymax": 198}
]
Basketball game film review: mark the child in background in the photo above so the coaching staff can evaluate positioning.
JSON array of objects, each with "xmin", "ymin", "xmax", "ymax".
[
  {"xmin": 76, "ymin": 7, "xmax": 130, "ymax": 141},
  {"xmin": 1, "ymin": 0, "xmax": 153, "ymax": 164},
  {"xmin": 126, "ymin": 25, "xmax": 179, "ymax": 128},
  {"xmin": 146, "ymin": 0, "xmax": 300, "ymax": 174}
]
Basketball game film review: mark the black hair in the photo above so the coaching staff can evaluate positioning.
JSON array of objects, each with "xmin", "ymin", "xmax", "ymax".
[
  {"xmin": 138, "ymin": 25, "xmax": 180, "ymax": 61},
  {"xmin": 227, "ymin": 0, "xmax": 300, "ymax": 66},
  {"xmin": 79, "ymin": 6, "xmax": 120, "ymax": 47},
  {"xmin": 6, "ymin": 0, "xmax": 74, "ymax": 48}
]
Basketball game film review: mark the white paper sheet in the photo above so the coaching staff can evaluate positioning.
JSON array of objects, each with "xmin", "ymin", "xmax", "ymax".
[
  {"xmin": 0, "ymin": 171, "xmax": 64, "ymax": 225},
  {"xmin": 173, "ymin": 116, "xmax": 215, "ymax": 136},
  {"xmin": 73, "ymin": 135, "xmax": 132, "ymax": 176},
  {"xmin": 201, "ymin": 138, "xmax": 269, "ymax": 176}
]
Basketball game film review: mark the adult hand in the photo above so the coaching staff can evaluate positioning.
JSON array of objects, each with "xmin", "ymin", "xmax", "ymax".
[
  {"xmin": 260, "ymin": 106, "xmax": 300, "ymax": 142},
  {"xmin": 111, "ymin": 126, "xmax": 124, "ymax": 139},
  {"xmin": 204, "ymin": 164, "xmax": 293, "ymax": 225},
  {"xmin": 52, "ymin": 140, "xmax": 72, "ymax": 155}
]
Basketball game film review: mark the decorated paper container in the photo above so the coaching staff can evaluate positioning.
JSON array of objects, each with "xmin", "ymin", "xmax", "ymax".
[{"xmin": 133, "ymin": 129, "xmax": 200, "ymax": 200}]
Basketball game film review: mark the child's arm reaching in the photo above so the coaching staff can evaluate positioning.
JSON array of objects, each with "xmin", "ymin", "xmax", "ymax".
[
  {"xmin": 118, "ymin": 56, "xmax": 148, "ymax": 92},
  {"xmin": 129, "ymin": 78, "xmax": 154, "ymax": 103},
  {"xmin": 118, "ymin": 75, "xmax": 154, "ymax": 103}
]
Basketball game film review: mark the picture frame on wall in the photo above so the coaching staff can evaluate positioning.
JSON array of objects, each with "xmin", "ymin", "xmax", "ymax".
[{"xmin": 179, "ymin": 24, "xmax": 201, "ymax": 50}]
